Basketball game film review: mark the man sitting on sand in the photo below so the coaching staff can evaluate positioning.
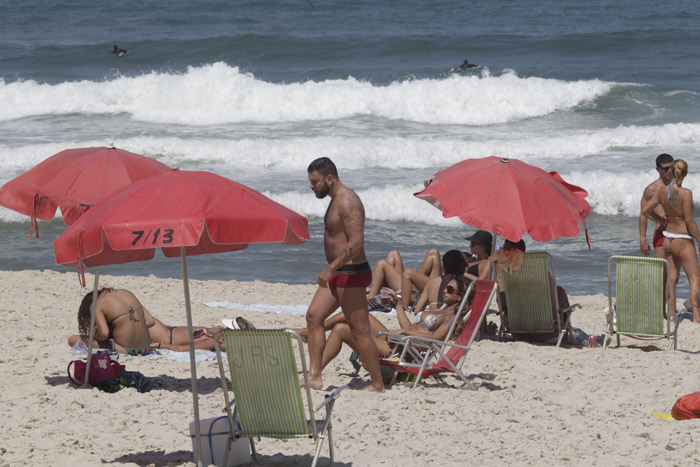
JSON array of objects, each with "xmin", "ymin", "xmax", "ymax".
[{"xmin": 67, "ymin": 287, "xmax": 252, "ymax": 353}]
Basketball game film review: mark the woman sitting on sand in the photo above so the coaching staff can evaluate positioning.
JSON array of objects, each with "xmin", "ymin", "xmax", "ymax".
[
  {"xmin": 67, "ymin": 287, "xmax": 240, "ymax": 353},
  {"xmin": 643, "ymin": 159, "xmax": 700, "ymax": 323},
  {"xmin": 303, "ymin": 275, "xmax": 472, "ymax": 373}
]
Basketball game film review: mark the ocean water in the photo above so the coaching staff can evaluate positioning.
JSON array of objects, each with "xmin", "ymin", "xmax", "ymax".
[{"xmin": 2, "ymin": 0, "xmax": 700, "ymax": 297}]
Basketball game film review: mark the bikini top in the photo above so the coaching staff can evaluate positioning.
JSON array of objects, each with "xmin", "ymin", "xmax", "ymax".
[
  {"xmin": 467, "ymin": 262, "xmax": 482, "ymax": 277},
  {"xmin": 665, "ymin": 183, "xmax": 685, "ymax": 219},
  {"xmin": 112, "ymin": 305, "xmax": 143, "ymax": 323},
  {"xmin": 423, "ymin": 313, "xmax": 440, "ymax": 332},
  {"xmin": 422, "ymin": 311, "xmax": 453, "ymax": 332}
]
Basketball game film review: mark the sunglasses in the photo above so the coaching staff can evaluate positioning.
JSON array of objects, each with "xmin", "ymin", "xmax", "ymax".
[
  {"xmin": 657, "ymin": 165, "xmax": 672, "ymax": 172},
  {"xmin": 445, "ymin": 285, "xmax": 460, "ymax": 295}
]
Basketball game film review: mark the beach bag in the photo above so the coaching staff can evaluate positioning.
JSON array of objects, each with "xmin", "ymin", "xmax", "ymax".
[
  {"xmin": 67, "ymin": 353, "xmax": 125, "ymax": 386},
  {"xmin": 671, "ymin": 392, "xmax": 700, "ymax": 420}
]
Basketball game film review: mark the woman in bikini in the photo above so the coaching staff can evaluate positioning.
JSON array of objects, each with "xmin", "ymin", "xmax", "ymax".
[
  {"xmin": 643, "ymin": 159, "xmax": 700, "ymax": 323},
  {"xmin": 68, "ymin": 287, "xmax": 228, "ymax": 353},
  {"xmin": 316, "ymin": 276, "xmax": 472, "ymax": 371},
  {"xmin": 464, "ymin": 230, "xmax": 493, "ymax": 281}
]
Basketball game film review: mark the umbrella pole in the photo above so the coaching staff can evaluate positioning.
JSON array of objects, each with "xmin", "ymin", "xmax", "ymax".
[
  {"xmin": 181, "ymin": 248, "xmax": 203, "ymax": 467},
  {"xmin": 489, "ymin": 235, "xmax": 505, "ymax": 335},
  {"xmin": 83, "ymin": 267, "xmax": 101, "ymax": 388}
]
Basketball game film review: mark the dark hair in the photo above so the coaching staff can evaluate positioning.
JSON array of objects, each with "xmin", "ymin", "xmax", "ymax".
[
  {"xmin": 442, "ymin": 249, "xmax": 467, "ymax": 275},
  {"xmin": 307, "ymin": 157, "xmax": 339, "ymax": 178},
  {"xmin": 504, "ymin": 239, "xmax": 526, "ymax": 252},
  {"xmin": 656, "ymin": 153, "xmax": 673, "ymax": 167},
  {"xmin": 78, "ymin": 287, "xmax": 114, "ymax": 336}
]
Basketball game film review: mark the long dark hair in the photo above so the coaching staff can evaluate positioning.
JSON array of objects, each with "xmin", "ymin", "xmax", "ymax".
[
  {"xmin": 442, "ymin": 249, "xmax": 467, "ymax": 275},
  {"xmin": 77, "ymin": 287, "xmax": 114, "ymax": 336}
]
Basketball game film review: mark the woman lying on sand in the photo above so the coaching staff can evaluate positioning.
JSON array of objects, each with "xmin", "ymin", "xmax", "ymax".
[
  {"xmin": 67, "ymin": 287, "xmax": 232, "ymax": 353},
  {"xmin": 298, "ymin": 275, "xmax": 472, "ymax": 371}
]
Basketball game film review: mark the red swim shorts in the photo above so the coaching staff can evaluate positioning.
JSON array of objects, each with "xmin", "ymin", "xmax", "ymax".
[
  {"xmin": 328, "ymin": 262, "xmax": 372, "ymax": 290},
  {"xmin": 653, "ymin": 227, "xmax": 664, "ymax": 248}
]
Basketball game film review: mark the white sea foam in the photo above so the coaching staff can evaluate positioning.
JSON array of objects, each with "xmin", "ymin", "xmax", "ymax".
[
  {"xmin": 1, "ymin": 122, "xmax": 699, "ymax": 177},
  {"xmin": 1, "ymin": 167, "xmax": 698, "ymax": 224},
  {"xmin": 265, "ymin": 169, "xmax": 700, "ymax": 223},
  {"xmin": 0, "ymin": 63, "xmax": 611, "ymax": 125},
  {"xmin": 0, "ymin": 207, "xmax": 34, "ymax": 223}
]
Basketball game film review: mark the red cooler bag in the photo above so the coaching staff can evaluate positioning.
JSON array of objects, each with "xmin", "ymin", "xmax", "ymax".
[
  {"xmin": 671, "ymin": 392, "xmax": 700, "ymax": 420},
  {"xmin": 67, "ymin": 353, "xmax": 125, "ymax": 386}
]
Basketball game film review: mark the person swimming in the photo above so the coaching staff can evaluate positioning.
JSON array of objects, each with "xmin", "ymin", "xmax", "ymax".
[
  {"xmin": 451, "ymin": 59, "xmax": 479, "ymax": 72},
  {"xmin": 112, "ymin": 45, "xmax": 128, "ymax": 57}
]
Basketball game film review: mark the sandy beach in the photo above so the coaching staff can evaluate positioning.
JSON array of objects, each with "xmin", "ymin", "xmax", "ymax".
[{"xmin": 1, "ymin": 268, "xmax": 699, "ymax": 466}]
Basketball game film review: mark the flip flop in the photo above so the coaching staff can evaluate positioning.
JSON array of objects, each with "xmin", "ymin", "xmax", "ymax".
[{"xmin": 235, "ymin": 317, "xmax": 256, "ymax": 330}]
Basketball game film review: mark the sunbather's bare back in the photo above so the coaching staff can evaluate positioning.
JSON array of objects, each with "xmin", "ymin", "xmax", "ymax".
[{"xmin": 97, "ymin": 289, "xmax": 151, "ymax": 350}]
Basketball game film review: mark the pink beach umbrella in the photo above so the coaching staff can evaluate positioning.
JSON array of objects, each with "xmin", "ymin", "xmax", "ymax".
[
  {"xmin": 0, "ymin": 145, "xmax": 170, "ymax": 237},
  {"xmin": 415, "ymin": 156, "xmax": 591, "ymax": 247},
  {"xmin": 53, "ymin": 169, "xmax": 310, "ymax": 466}
]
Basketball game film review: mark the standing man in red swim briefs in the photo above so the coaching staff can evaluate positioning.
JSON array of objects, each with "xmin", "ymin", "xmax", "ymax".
[
  {"xmin": 640, "ymin": 153, "xmax": 674, "ymax": 257},
  {"xmin": 305, "ymin": 157, "xmax": 385, "ymax": 392}
]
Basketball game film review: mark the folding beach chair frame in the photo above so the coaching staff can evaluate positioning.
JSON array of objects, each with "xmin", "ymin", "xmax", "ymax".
[
  {"xmin": 497, "ymin": 252, "xmax": 581, "ymax": 347},
  {"xmin": 604, "ymin": 255, "xmax": 680, "ymax": 350},
  {"xmin": 378, "ymin": 280, "xmax": 498, "ymax": 389},
  {"xmin": 215, "ymin": 329, "xmax": 346, "ymax": 467}
]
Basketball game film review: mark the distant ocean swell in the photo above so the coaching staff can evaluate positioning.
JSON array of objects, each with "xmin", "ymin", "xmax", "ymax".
[{"xmin": 0, "ymin": 63, "xmax": 612, "ymax": 125}]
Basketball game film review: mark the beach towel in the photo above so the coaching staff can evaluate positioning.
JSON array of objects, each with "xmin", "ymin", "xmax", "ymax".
[
  {"xmin": 201, "ymin": 300, "xmax": 310, "ymax": 315},
  {"xmin": 672, "ymin": 392, "xmax": 700, "ymax": 420},
  {"xmin": 70, "ymin": 341, "xmax": 218, "ymax": 362},
  {"xmin": 492, "ymin": 249, "xmax": 525, "ymax": 291}
]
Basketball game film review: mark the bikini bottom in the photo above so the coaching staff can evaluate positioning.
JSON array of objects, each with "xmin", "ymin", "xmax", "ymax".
[{"xmin": 663, "ymin": 231, "xmax": 693, "ymax": 243}]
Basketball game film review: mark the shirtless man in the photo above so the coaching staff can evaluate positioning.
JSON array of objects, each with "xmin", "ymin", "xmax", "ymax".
[
  {"xmin": 305, "ymin": 157, "xmax": 385, "ymax": 392},
  {"xmin": 640, "ymin": 153, "xmax": 674, "ymax": 257}
]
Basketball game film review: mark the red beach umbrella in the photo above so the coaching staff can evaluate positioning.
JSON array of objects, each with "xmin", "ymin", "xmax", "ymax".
[
  {"xmin": 53, "ymin": 169, "xmax": 310, "ymax": 466},
  {"xmin": 0, "ymin": 145, "xmax": 170, "ymax": 237},
  {"xmin": 415, "ymin": 156, "xmax": 591, "ymax": 246}
]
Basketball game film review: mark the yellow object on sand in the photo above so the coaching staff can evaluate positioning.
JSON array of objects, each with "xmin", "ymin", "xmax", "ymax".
[{"xmin": 652, "ymin": 412, "xmax": 674, "ymax": 421}]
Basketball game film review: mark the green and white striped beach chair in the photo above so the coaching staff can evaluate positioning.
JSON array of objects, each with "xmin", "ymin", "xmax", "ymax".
[
  {"xmin": 604, "ymin": 255, "xmax": 679, "ymax": 350},
  {"xmin": 499, "ymin": 252, "xmax": 581, "ymax": 347},
  {"xmin": 215, "ymin": 329, "xmax": 346, "ymax": 467}
]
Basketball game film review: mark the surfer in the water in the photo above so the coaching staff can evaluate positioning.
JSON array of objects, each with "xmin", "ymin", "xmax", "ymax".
[
  {"xmin": 451, "ymin": 59, "xmax": 479, "ymax": 72},
  {"xmin": 112, "ymin": 45, "xmax": 128, "ymax": 57}
]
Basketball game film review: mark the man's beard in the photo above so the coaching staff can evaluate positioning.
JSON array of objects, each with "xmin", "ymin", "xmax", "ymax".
[{"xmin": 314, "ymin": 185, "xmax": 330, "ymax": 199}]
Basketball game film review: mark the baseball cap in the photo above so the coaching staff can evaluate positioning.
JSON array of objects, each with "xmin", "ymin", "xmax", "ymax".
[{"xmin": 464, "ymin": 230, "xmax": 493, "ymax": 252}]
